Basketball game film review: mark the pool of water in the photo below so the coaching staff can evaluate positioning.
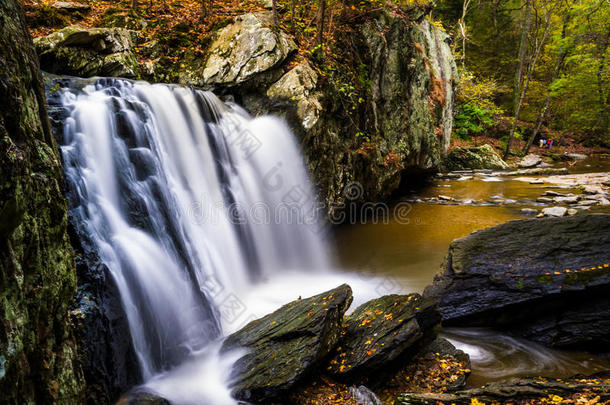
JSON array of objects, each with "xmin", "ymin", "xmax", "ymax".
[{"xmin": 334, "ymin": 155, "xmax": 610, "ymax": 384}]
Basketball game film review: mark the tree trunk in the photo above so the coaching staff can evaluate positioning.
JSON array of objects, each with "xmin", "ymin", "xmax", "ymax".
[
  {"xmin": 317, "ymin": 0, "xmax": 327, "ymax": 45},
  {"xmin": 503, "ymin": 0, "xmax": 531, "ymax": 160},
  {"xmin": 272, "ymin": 0, "xmax": 279, "ymax": 26},
  {"xmin": 522, "ymin": 9, "xmax": 572, "ymax": 155}
]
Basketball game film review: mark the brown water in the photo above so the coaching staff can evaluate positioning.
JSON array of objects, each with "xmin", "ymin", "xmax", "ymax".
[{"xmin": 334, "ymin": 155, "xmax": 610, "ymax": 384}]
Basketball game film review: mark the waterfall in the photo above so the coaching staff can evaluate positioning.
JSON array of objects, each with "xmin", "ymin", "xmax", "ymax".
[{"xmin": 55, "ymin": 77, "xmax": 332, "ymax": 389}]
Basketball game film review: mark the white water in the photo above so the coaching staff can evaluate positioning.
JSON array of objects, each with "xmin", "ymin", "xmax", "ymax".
[{"xmin": 58, "ymin": 78, "xmax": 360, "ymax": 403}]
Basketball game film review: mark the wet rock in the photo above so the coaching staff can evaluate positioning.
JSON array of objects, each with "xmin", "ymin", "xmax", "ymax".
[
  {"xmin": 507, "ymin": 167, "xmax": 569, "ymax": 176},
  {"xmin": 444, "ymin": 145, "xmax": 509, "ymax": 171},
  {"xmin": 536, "ymin": 197, "xmax": 554, "ymax": 203},
  {"xmin": 222, "ymin": 285, "xmax": 352, "ymax": 402},
  {"xmin": 543, "ymin": 190, "xmax": 566, "ymax": 197},
  {"xmin": 349, "ymin": 385, "xmax": 383, "ymax": 405},
  {"xmin": 529, "ymin": 179, "xmax": 544, "ymax": 184},
  {"xmin": 34, "ymin": 25, "xmax": 140, "ymax": 78},
  {"xmin": 567, "ymin": 153, "xmax": 588, "ymax": 160},
  {"xmin": 202, "ymin": 13, "xmax": 296, "ymax": 86},
  {"xmin": 519, "ymin": 208, "xmax": 538, "ymax": 216},
  {"xmin": 416, "ymin": 337, "xmax": 470, "ymax": 391},
  {"xmin": 438, "ymin": 195, "xmax": 453, "ymax": 201},
  {"xmin": 554, "ymin": 195, "xmax": 580, "ymax": 204},
  {"xmin": 423, "ymin": 214, "xmax": 610, "ymax": 350},
  {"xmin": 394, "ymin": 375, "xmax": 610, "ymax": 404},
  {"xmin": 518, "ymin": 154, "xmax": 542, "ymax": 168},
  {"xmin": 567, "ymin": 208, "xmax": 578, "ymax": 216},
  {"xmin": 119, "ymin": 389, "xmax": 171, "ymax": 405},
  {"xmin": 327, "ymin": 294, "xmax": 441, "ymax": 381},
  {"xmin": 541, "ymin": 206, "xmax": 568, "ymax": 217},
  {"xmin": 267, "ymin": 62, "xmax": 322, "ymax": 129}
]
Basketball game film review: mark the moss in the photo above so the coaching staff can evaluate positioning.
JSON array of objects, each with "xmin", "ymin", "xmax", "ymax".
[{"xmin": 0, "ymin": 0, "xmax": 85, "ymax": 402}]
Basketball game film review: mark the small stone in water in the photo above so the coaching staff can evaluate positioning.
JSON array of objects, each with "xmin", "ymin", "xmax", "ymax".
[
  {"xmin": 542, "ymin": 206, "xmax": 568, "ymax": 217},
  {"xmin": 530, "ymin": 179, "xmax": 544, "ymax": 184}
]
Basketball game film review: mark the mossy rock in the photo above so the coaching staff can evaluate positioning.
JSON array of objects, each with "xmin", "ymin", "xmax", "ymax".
[
  {"xmin": 222, "ymin": 284, "xmax": 353, "ymax": 402},
  {"xmin": 444, "ymin": 144, "xmax": 509, "ymax": 171},
  {"xmin": 327, "ymin": 293, "xmax": 441, "ymax": 381},
  {"xmin": 423, "ymin": 214, "xmax": 610, "ymax": 350}
]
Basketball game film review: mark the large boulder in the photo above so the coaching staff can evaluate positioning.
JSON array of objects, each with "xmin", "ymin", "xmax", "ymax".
[
  {"xmin": 202, "ymin": 13, "xmax": 296, "ymax": 87},
  {"xmin": 300, "ymin": 14, "xmax": 458, "ymax": 215},
  {"xmin": 34, "ymin": 25, "xmax": 140, "ymax": 78},
  {"xmin": 517, "ymin": 153, "xmax": 542, "ymax": 168},
  {"xmin": 395, "ymin": 374, "xmax": 610, "ymax": 404},
  {"xmin": 222, "ymin": 284, "xmax": 353, "ymax": 402},
  {"xmin": 0, "ymin": 0, "xmax": 85, "ymax": 402},
  {"xmin": 327, "ymin": 294, "xmax": 441, "ymax": 381},
  {"xmin": 424, "ymin": 214, "xmax": 610, "ymax": 350},
  {"xmin": 267, "ymin": 61, "xmax": 322, "ymax": 130},
  {"xmin": 444, "ymin": 144, "xmax": 509, "ymax": 171}
]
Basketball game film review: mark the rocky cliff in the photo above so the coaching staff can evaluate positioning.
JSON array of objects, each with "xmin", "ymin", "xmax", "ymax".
[
  {"xmin": 34, "ymin": 8, "xmax": 457, "ymax": 217},
  {"xmin": 0, "ymin": 0, "xmax": 85, "ymax": 402}
]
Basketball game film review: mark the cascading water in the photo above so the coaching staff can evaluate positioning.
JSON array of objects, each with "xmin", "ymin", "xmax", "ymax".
[{"xmin": 54, "ymin": 77, "xmax": 335, "ymax": 402}]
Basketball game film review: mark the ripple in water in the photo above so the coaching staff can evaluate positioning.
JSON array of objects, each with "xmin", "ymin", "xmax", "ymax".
[{"xmin": 443, "ymin": 328, "xmax": 610, "ymax": 386}]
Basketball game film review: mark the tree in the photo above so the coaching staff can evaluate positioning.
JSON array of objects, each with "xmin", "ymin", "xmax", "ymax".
[
  {"xmin": 504, "ymin": 0, "xmax": 555, "ymax": 159},
  {"xmin": 523, "ymin": 2, "xmax": 574, "ymax": 154},
  {"xmin": 272, "ymin": 0, "xmax": 279, "ymax": 26},
  {"xmin": 317, "ymin": 0, "xmax": 327, "ymax": 45}
]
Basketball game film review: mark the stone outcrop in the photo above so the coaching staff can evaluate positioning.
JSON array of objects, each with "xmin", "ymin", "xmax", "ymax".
[
  {"xmin": 222, "ymin": 285, "xmax": 353, "ymax": 402},
  {"xmin": 395, "ymin": 374, "xmax": 610, "ymax": 404},
  {"xmin": 424, "ymin": 214, "xmax": 610, "ymax": 350},
  {"xmin": 202, "ymin": 13, "xmax": 296, "ymax": 87},
  {"xmin": 328, "ymin": 294, "xmax": 440, "ymax": 381},
  {"xmin": 299, "ymin": 13, "xmax": 458, "ymax": 214},
  {"xmin": 34, "ymin": 25, "xmax": 140, "ymax": 78},
  {"xmin": 267, "ymin": 61, "xmax": 322, "ymax": 130},
  {"xmin": 444, "ymin": 144, "xmax": 509, "ymax": 171},
  {"xmin": 517, "ymin": 153, "xmax": 542, "ymax": 168},
  {"xmin": 0, "ymin": 0, "xmax": 85, "ymax": 402}
]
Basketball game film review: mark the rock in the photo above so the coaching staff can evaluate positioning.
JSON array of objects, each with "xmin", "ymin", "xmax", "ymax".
[
  {"xmin": 507, "ymin": 167, "xmax": 569, "ymax": 176},
  {"xmin": 395, "ymin": 375, "xmax": 610, "ymax": 404},
  {"xmin": 0, "ymin": 0, "xmax": 85, "ymax": 401},
  {"xmin": 119, "ymin": 389, "xmax": 171, "ymax": 405},
  {"xmin": 536, "ymin": 197, "xmax": 554, "ymax": 203},
  {"xmin": 541, "ymin": 206, "xmax": 568, "ymax": 217},
  {"xmin": 554, "ymin": 195, "xmax": 580, "ymax": 204},
  {"xmin": 222, "ymin": 285, "xmax": 352, "ymax": 402},
  {"xmin": 267, "ymin": 62, "xmax": 322, "ymax": 129},
  {"xmin": 567, "ymin": 153, "xmax": 588, "ymax": 160},
  {"xmin": 519, "ymin": 208, "xmax": 538, "ymax": 216},
  {"xmin": 416, "ymin": 337, "xmax": 470, "ymax": 390},
  {"xmin": 444, "ymin": 145, "xmax": 509, "ymax": 171},
  {"xmin": 349, "ymin": 385, "xmax": 383, "ymax": 405},
  {"xmin": 438, "ymin": 195, "xmax": 453, "ymax": 201},
  {"xmin": 567, "ymin": 208, "xmax": 578, "ymax": 216},
  {"xmin": 543, "ymin": 190, "xmax": 566, "ymax": 197},
  {"xmin": 424, "ymin": 214, "xmax": 610, "ymax": 350},
  {"xmin": 529, "ymin": 179, "xmax": 544, "ymax": 184},
  {"xmin": 298, "ymin": 13, "xmax": 457, "ymax": 216},
  {"xmin": 518, "ymin": 153, "xmax": 542, "ymax": 168},
  {"xmin": 599, "ymin": 197, "xmax": 610, "ymax": 206},
  {"xmin": 51, "ymin": 1, "xmax": 90, "ymax": 11},
  {"xmin": 34, "ymin": 25, "xmax": 140, "ymax": 78},
  {"xmin": 574, "ymin": 205, "xmax": 592, "ymax": 211},
  {"xmin": 327, "ymin": 294, "xmax": 440, "ymax": 381},
  {"xmin": 202, "ymin": 13, "xmax": 296, "ymax": 86}
]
